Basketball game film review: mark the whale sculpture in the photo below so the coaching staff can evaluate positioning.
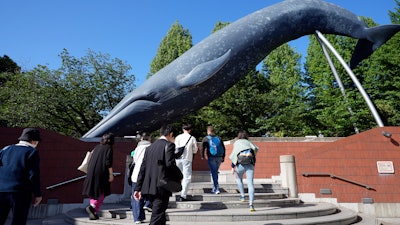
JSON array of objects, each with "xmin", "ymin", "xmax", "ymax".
[{"xmin": 82, "ymin": 0, "xmax": 400, "ymax": 138}]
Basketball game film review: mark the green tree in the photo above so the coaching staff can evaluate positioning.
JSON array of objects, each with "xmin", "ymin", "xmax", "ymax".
[
  {"xmin": 148, "ymin": 21, "xmax": 193, "ymax": 79},
  {"xmin": 257, "ymin": 43, "xmax": 309, "ymax": 137},
  {"xmin": 354, "ymin": 16, "xmax": 400, "ymax": 126},
  {"xmin": 0, "ymin": 55, "xmax": 20, "ymax": 74},
  {"xmin": 305, "ymin": 14, "xmax": 400, "ymax": 136},
  {"xmin": 305, "ymin": 33, "xmax": 361, "ymax": 137},
  {"xmin": 146, "ymin": 21, "xmax": 196, "ymax": 136},
  {"xmin": 1, "ymin": 49, "xmax": 135, "ymax": 137},
  {"xmin": 194, "ymin": 69, "xmax": 270, "ymax": 139},
  {"xmin": 389, "ymin": 0, "xmax": 400, "ymax": 24},
  {"xmin": 0, "ymin": 55, "xmax": 21, "ymax": 126}
]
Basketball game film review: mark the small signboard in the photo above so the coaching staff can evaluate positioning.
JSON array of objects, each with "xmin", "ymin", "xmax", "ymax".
[{"xmin": 377, "ymin": 161, "xmax": 394, "ymax": 174}]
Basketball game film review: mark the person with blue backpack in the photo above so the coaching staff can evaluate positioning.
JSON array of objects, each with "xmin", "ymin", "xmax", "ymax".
[
  {"xmin": 229, "ymin": 130, "xmax": 258, "ymax": 212},
  {"xmin": 200, "ymin": 126, "xmax": 225, "ymax": 194}
]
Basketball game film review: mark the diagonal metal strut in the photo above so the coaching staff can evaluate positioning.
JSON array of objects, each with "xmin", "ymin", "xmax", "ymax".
[{"xmin": 314, "ymin": 30, "xmax": 384, "ymax": 128}]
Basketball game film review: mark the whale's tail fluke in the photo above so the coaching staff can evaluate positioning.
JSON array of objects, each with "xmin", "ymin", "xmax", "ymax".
[{"xmin": 350, "ymin": 24, "xmax": 400, "ymax": 69}]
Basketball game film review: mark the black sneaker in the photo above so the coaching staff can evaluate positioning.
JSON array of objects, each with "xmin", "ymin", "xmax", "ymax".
[
  {"xmin": 86, "ymin": 205, "xmax": 99, "ymax": 220},
  {"xmin": 178, "ymin": 196, "xmax": 188, "ymax": 202}
]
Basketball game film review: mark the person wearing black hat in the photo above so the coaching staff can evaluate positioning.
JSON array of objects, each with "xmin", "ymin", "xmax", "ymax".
[{"xmin": 0, "ymin": 128, "xmax": 42, "ymax": 225}]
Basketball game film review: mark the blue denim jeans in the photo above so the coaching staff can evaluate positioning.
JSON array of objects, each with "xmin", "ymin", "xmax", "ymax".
[
  {"xmin": 131, "ymin": 182, "xmax": 145, "ymax": 222},
  {"xmin": 235, "ymin": 164, "xmax": 255, "ymax": 204},
  {"xmin": 207, "ymin": 156, "xmax": 223, "ymax": 191}
]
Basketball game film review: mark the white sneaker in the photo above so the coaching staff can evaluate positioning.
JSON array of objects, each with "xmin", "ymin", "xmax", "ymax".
[
  {"xmin": 143, "ymin": 206, "xmax": 152, "ymax": 212},
  {"xmin": 212, "ymin": 187, "xmax": 221, "ymax": 194}
]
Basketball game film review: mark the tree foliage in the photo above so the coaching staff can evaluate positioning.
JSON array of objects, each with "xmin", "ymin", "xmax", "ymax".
[
  {"xmin": 0, "ymin": 55, "xmax": 20, "ymax": 74},
  {"xmin": 305, "ymin": 34, "xmax": 360, "ymax": 136},
  {"xmin": 193, "ymin": 69, "xmax": 270, "ymax": 139},
  {"xmin": 354, "ymin": 17, "xmax": 400, "ymax": 127},
  {"xmin": 0, "ymin": 49, "xmax": 135, "ymax": 137},
  {"xmin": 304, "ymin": 14, "xmax": 400, "ymax": 136},
  {"xmin": 148, "ymin": 21, "xmax": 192, "ymax": 78},
  {"xmin": 257, "ymin": 43, "xmax": 309, "ymax": 137}
]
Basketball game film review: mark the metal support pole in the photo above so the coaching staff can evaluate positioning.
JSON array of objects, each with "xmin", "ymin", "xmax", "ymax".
[{"xmin": 315, "ymin": 30, "xmax": 384, "ymax": 127}]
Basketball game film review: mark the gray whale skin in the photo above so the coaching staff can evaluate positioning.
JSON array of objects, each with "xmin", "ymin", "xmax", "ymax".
[{"xmin": 83, "ymin": 0, "xmax": 400, "ymax": 138}]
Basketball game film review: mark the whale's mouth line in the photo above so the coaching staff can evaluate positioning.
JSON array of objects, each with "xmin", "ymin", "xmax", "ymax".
[{"xmin": 82, "ymin": 99, "xmax": 160, "ymax": 138}]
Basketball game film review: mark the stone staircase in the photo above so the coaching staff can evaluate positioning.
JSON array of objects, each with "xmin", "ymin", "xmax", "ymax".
[{"xmin": 51, "ymin": 180, "xmax": 381, "ymax": 225}]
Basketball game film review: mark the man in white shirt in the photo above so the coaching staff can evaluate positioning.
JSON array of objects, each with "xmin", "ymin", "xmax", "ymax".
[{"xmin": 175, "ymin": 123, "xmax": 198, "ymax": 201}]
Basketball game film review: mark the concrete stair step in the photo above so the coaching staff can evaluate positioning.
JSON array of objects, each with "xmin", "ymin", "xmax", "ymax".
[
  {"xmin": 41, "ymin": 210, "xmax": 379, "ymax": 225},
  {"xmin": 188, "ymin": 182, "xmax": 288, "ymax": 194},
  {"xmin": 178, "ymin": 192, "xmax": 288, "ymax": 201},
  {"xmin": 171, "ymin": 198, "xmax": 301, "ymax": 209},
  {"xmin": 63, "ymin": 202, "xmax": 361, "ymax": 224},
  {"xmin": 119, "ymin": 193, "xmax": 292, "ymax": 209}
]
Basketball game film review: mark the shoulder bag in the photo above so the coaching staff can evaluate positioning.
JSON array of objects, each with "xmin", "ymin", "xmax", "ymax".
[
  {"xmin": 77, "ymin": 150, "xmax": 93, "ymax": 173},
  {"xmin": 174, "ymin": 135, "xmax": 192, "ymax": 159}
]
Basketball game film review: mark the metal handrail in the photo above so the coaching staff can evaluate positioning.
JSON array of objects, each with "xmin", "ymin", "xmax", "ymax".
[
  {"xmin": 46, "ymin": 172, "xmax": 121, "ymax": 190},
  {"xmin": 302, "ymin": 172, "xmax": 375, "ymax": 190}
]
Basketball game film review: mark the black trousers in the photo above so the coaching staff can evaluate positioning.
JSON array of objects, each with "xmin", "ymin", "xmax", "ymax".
[
  {"xmin": 148, "ymin": 194, "xmax": 170, "ymax": 225},
  {"xmin": 0, "ymin": 192, "xmax": 32, "ymax": 225}
]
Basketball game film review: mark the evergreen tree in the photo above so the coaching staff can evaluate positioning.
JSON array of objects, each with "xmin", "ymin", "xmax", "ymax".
[
  {"xmin": 354, "ymin": 16, "xmax": 400, "ymax": 126},
  {"xmin": 0, "ymin": 55, "xmax": 21, "ymax": 126},
  {"xmin": 305, "ymin": 13, "xmax": 400, "ymax": 136},
  {"xmin": 257, "ymin": 43, "xmax": 308, "ymax": 137},
  {"xmin": 194, "ymin": 69, "xmax": 270, "ymax": 139},
  {"xmin": 148, "ymin": 21, "xmax": 192, "ymax": 78},
  {"xmin": 305, "ymin": 33, "xmax": 361, "ymax": 137},
  {"xmin": 0, "ymin": 55, "xmax": 20, "ymax": 74}
]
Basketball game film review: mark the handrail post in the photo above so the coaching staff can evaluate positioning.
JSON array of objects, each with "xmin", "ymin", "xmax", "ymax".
[{"xmin": 280, "ymin": 155, "xmax": 298, "ymax": 198}]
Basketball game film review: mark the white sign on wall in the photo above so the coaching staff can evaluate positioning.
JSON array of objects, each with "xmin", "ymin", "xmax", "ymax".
[{"xmin": 377, "ymin": 161, "xmax": 395, "ymax": 174}]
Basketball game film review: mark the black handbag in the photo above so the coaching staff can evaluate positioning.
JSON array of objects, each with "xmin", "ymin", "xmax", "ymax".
[
  {"xmin": 127, "ymin": 162, "xmax": 135, "ymax": 186},
  {"xmin": 158, "ymin": 144, "xmax": 183, "ymax": 192},
  {"xmin": 174, "ymin": 135, "xmax": 192, "ymax": 159}
]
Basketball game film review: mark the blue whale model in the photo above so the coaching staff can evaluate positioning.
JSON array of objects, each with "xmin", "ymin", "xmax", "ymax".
[{"xmin": 82, "ymin": 0, "xmax": 400, "ymax": 138}]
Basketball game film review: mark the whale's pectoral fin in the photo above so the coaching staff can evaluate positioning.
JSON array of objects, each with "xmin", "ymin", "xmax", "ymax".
[
  {"xmin": 350, "ymin": 24, "xmax": 400, "ymax": 69},
  {"xmin": 178, "ymin": 49, "xmax": 232, "ymax": 88}
]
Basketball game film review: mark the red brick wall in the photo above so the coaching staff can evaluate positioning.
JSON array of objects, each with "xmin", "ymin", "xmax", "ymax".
[
  {"xmin": 295, "ymin": 127, "xmax": 400, "ymax": 203},
  {"xmin": 0, "ymin": 128, "xmax": 136, "ymax": 204},
  {"xmin": 1, "ymin": 127, "xmax": 399, "ymax": 204},
  {"xmin": 213, "ymin": 127, "xmax": 400, "ymax": 203}
]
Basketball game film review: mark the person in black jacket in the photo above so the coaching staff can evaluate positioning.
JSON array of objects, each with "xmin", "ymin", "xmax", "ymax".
[
  {"xmin": 82, "ymin": 133, "xmax": 115, "ymax": 220},
  {"xmin": 0, "ymin": 128, "xmax": 42, "ymax": 225},
  {"xmin": 134, "ymin": 124, "xmax": 177, "ymax": 225}
]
